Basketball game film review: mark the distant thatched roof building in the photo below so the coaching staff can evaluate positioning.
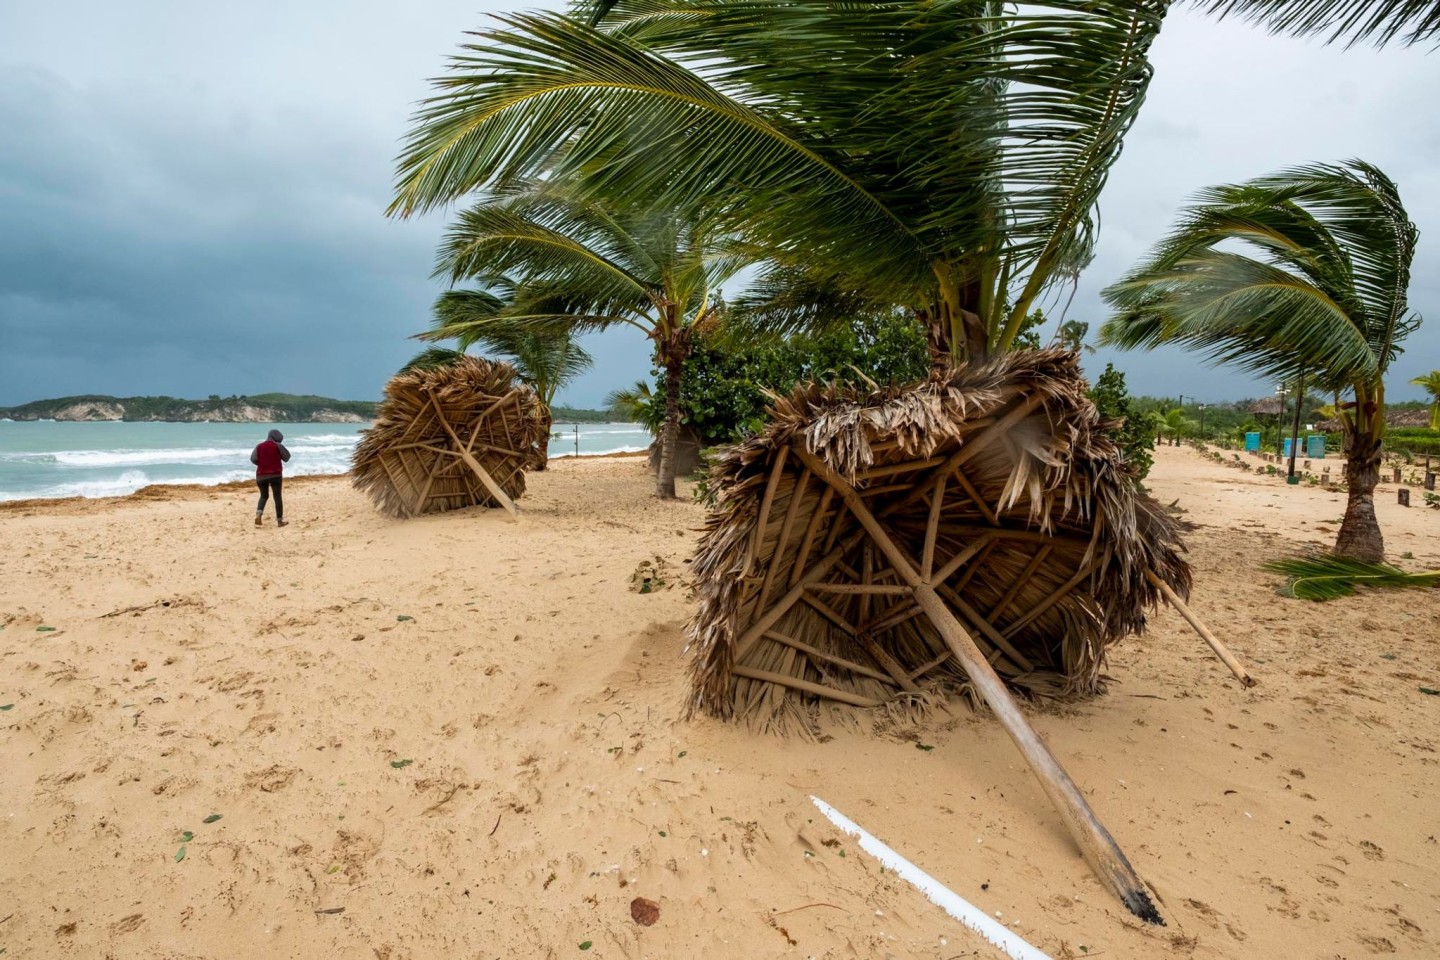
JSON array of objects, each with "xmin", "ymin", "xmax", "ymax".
[
  {"xmin": 1247, "ymin": 396, "xmax": 1283, "ymax": 417},
  {"xmin": 352, "ymin": 357, "xmax": 544, "ymax": 518},
  {"xmin": 686, "ymin": 350, "xmax": 1192, "ymax": 729}
]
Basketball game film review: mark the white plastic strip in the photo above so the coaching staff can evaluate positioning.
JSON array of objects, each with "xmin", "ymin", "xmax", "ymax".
[{"xmin": 810, "ymin": 796, "xmax": 1053, "ymax": 960}]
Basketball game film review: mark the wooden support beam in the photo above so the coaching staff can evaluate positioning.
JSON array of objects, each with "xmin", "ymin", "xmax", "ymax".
[
  {"xmin": 735, "ymin": 533, "xmax": 863, "ymax": 662},
  {"xmin": 943, "ymin": 588, "xmax": 1035, "ymax": 673},
  {"xmin": 428, "ymin": 393, "xmax": 519, "ymax": 519},
  {"xmin": 929, "ymin": 532, "xmax": 995, "ymax": 587},
  {"xmin": 731, "ymin": 665, "xmax": 882, "ymax": 708},
  {"xmin": 810, "ymin": 583, "xmax": 912, "ymax": 595},
  {"xmin": 858, "ymin": 633, "xmax": 921, "ymax": 693},
  {"xmin": 762, "ymin": 631, "xmax": 896, "ymax": 686},
  {"xmin": 951, "ymin": 469, "xmax": 999, "ymax": 526},
  {"xmin": 912, "ymin": 586, "xmax": 1163, "ymax": 925},
  {"xmin": 921, "ymin": 474, "xmax": 946, "ymax": 582},
  {"xmin": 790, "ymin": 440, "xmax": 1163, "ymax": 926},
  {"xmin": 790, "ymin": 486, "xmax": 834, "ymax": 588},
  {"xmin": 907, "ymin": 647, "xmax": 955, "ymax": 682},
  {"xmin": 988, "ymin": 544, "xmax": 1053, "ymax": 623},
  {"xmin": 1001, "ymin": 553, "xmax": 1107, "ymax": 639},
  {"xmin": 857, "ymin": 456, "xmax": 948, "ymax": 480},
  {"xmin": 411, "ymin": 449, "xmax": 449, "ymax": 517},
  {"xmin": 801, "ymin": 593, "xmax": 859, "ymax": 635},
  {"xmin": 1145, "ymin": 569, "xmax": 1256, "ymax": 688},
  {"xmin": 745, "ymin": 447, "xmax": 791, "ymax": 577},
  {"xmin": 756, "ymin": 469, "xmax": 809, "ymax": 621}
]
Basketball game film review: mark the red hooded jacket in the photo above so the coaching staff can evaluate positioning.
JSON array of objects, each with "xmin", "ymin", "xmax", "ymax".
[{"xmin": 252, "ymin": 440, "xmax": 290, "ymax": 478}]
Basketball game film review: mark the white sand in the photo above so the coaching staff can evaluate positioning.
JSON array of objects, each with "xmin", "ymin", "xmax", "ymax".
[{"xmin": 1, "ymin": 447, "xmax": 1437, "ymax": 958}]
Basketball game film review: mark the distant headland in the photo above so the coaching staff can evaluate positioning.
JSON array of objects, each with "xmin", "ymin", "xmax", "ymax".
[
  {"xmin": 0, "ymin": 393, "xmax": 377, "ymax": 423},
  {"xmin": 0, "ymin": 393, "xmax": 617, "ymax": 424}
]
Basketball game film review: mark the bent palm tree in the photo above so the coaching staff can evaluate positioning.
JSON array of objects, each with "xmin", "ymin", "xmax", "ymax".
[
  {"xmin": 1411, "ymin": 371, "xmax": 1440, "ymax": 430},
  {"xmin": 420, "ymin": 189, "xmax": 744, "ymax": 496},
  {"xmin": 431, "ymin": 290, "xmax": 593, "ymax": 470},
  {"xmin": 390, "ymin": 0, "xmax": 1167, "ymax": 363},
  {"xmin": 1101, "ymin": 160, "xmax": 1421, "ymax": 561}
]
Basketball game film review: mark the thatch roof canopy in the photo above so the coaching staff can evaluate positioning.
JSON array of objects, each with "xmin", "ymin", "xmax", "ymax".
[
  {"xmin": 687, "ymin": 350, "xmax": 1192, "ymax": 728},
  {"xmin": 352, "ymin": 357, "xmax": 544, "ymax": 518},
  {"xmin": 1247, "ymin": 396, "xmax": 1283, "ymax": 416}
]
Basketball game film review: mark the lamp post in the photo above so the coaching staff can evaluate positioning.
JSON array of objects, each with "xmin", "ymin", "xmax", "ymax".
[
  {"xmin": 1287, "ymin": 375, "xmax": 1305, "ymax": 480},
  {"xmin": 1198, "ymin": 403, "xmax": 1206, "ymax": 440},
  {"xmin": 1275, "ymin": 383, "xmax": 1286, "ymax": 456}
]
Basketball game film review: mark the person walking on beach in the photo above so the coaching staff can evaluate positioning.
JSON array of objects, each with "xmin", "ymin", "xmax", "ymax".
[{"xmin": 251, "ymin": 428, "xmax": 291, "ymax": 527}]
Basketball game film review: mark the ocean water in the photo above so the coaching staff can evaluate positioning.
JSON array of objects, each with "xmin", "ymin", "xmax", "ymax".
[{"xmin": 0, "ymin": 420, "xmax": 651, "ymax": 501}]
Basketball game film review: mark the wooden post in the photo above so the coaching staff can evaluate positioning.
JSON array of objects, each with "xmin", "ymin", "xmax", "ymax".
[
  {"xmin": 1144, "ymin": 569, "xmax": 1255, "ymax": 687},
  {"xmin": 1398, "ymin": 488, "xmax": 1411, "ymax": 507},
  {"xmin": 790, "ymin": 443, "xmax": 1163, "ymax": 925},
  {"xmin": 1393, "ymin": 466, "xmax": 1403, "ymax": 483},
  {"xmin": 1426, "ymin": 473, "xmax": 1437, "ymax": 492}
]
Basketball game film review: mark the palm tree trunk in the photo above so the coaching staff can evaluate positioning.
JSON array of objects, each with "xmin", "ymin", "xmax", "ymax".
[
  {"xmin": 655, "ymin": 322, "xmax": 688, "ymax": 500},
  {"xmin": 535, "ymin": 407, "xmax": 552, "ymax": 471},
  {"xmin": 656, "ymin": 357, "xmax": 682, "ymax": 499},
  {"xmin": 1334, "ymin": 387, "xmax": 1385, "ymax": 562}
]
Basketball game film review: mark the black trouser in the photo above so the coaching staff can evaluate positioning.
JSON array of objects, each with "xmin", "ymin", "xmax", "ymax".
[{"xmin": 256, "ymin": 476, "xmax": 283, "ymax": 520}]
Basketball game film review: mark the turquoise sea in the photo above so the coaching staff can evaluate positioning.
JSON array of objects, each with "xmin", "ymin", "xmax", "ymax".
[{"xmin": 0, "ymin": 420, "xmax": 650, "ymax": 501}]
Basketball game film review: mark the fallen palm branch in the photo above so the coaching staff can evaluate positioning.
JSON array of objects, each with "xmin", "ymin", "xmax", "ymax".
[{"xmin": 1264, "ymin": 554, "xmax": 1440, "ymax": 601}]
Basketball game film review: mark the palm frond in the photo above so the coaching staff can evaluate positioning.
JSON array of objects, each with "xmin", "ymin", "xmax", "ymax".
[
  {"xmin": 1201, "ymin": 0, "xmax": 1440, "ymax": 48},
  {"xmin": 1264, "ymin": 554, "xmax": 1440, "ymax": 601},
  {"xmin": 399, "ymin": 346, "xmax": 471, "ymax": 375}
]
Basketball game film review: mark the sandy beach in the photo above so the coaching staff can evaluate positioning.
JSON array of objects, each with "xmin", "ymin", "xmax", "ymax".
[{"xmin": 2, "ymin": 446, "xmax": 1438, "ymax": 959}]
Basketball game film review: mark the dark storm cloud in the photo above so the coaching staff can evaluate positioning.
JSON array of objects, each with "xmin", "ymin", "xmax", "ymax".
[
  {"xmin": 0, "ymin": 0, "xmax": 651, "ymax": 408},
  {"xmin": 0, "ymin": 4, "xmax": 1436, "ymax": 411}
]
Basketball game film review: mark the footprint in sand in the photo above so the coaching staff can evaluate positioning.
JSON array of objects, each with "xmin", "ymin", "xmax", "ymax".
[{"xmin": 1359, "ymin": 840, "xmax": 1386, "ymax": 861}]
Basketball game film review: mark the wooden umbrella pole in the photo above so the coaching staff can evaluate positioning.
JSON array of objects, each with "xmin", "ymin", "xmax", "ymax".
[
  {"xmin": 428, "ymin": 393, "xmax": 519, "ymax": 519},
  {"xmin": 791, "ymin": 443, "xmax": 1164, "ymax": 925},
  {"xmin": 912, "ymin": 587, "xmax": 1163, "ymax": 925},
  {"xmin": 1144, "ymin": 569, "xmax": 1256, "ymax": 688}
]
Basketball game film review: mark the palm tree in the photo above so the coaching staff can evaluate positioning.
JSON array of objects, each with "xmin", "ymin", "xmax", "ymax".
[
  {"xmin": 1203, "ymin": 0, "xmax": 1440, "ymax": 47},
  {"xmin": 419, "ymin": 188, "xmax": 744, "ymax": 497},
  {"xmin": 1052, "ymin": 319, "xmax": 1096, "ymax": 354},
  {"xmin": 430, "ymin": 290, "xmax": 594, "ymax": 470},
  {"xmin": 1156, "ymin": 408, "xmax": 1196, "ymax": 446},
  {"xmin": 1101, "ymin": 161, "xmax": 1420, "ymax": 562},
  {"xmin": 389, "ymin": 0, "xmax": 1168, "ymax": 365},
  {"xmin": 1411, "ymin": 371, "xmax": 1440, "ymax": 430}
]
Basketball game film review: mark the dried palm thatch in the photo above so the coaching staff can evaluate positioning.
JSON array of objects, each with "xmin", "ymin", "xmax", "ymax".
[
  {"xmin": 686, "ymin": 350, "xmax": 1199, "ymax": 925},
  {"xmin": 688, "ymin": 349, "xmax": 1191, "ymax": 727},
  {"xmin": 352, "ymin": 356, "xmax": 544, "ymax": 518}
]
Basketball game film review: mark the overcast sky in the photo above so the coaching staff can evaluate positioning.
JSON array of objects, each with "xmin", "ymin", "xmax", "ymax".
[{"xmin": 1, "ymin": 2, "xmax": 1436, "ymax": 409}]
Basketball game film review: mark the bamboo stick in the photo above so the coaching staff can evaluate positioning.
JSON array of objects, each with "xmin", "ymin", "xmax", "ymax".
[
  {"xmin": 929, "ymin": 533, "xmax": 995, "ymax": 587},
  {"xmin": 951, "ymin": 540, "xmax": 996, "ymax": 594},
  {"xmin": 756, "ymin": 470, "xmax": 809, "ymax": 620},
  {"xmin": 1144, "ymin": 569, "xmax": 1256, "ymax": 688},
  {"xmin": 801, "ymin": 593, "xmax": 859, "ymax": 635},
  {"xmin": 762, "ymin": 631, "xmax": 897, "ymax": 685},
  {"xmin": 943, "ymin": 589, "xmax": 1036, "ymax": 673},
  {"xmin": 988, "ymin": 545, "xmax": 1053, "ymax": 622},
  {"xmin": 791, "ymin": 442, "xmax": 1164, "ymax": 926},
  {"xmin": 951, "ymin": 469, "xmax": 999, "ymax": 526},
  {"xmin": 907, "ymin": 647, "xmax": 955, "ymax": 682},
  {"xmin": 731, "ymin": 666, "xmax": 882, "ymax": 708},
  {"xmin": 734, "ymin": 534, "xmax": 862, "ymax": 662},
  {"xmin": 857, "ymin": 456, "xmax": 949, "ymax": 480},
  {"xmin": 411, "ymin": 450, "xmax": 448, "ymax": 517},
  {"xmin": 921, "ymin": 474, "xmax": 947, "ymax": 582},
  {"xmin": 745, "ymin": 447, "xmax": 790, "ymax": 577},
  {"xmin": 868, "ymin": 600, "xmax": 923, "ymax": 634},
  {"xmin": 429, "ymin": 394, "xmax": 519, "ymax": 519},
  {"xmin": 790, "ymin": 486, "xmax": 835, "ymax": 588},
  {"xmin": 810, "ymin": 583, "xmax": 912, "ymax": 595},
  {"xmin": 858, "ymin": 633, "xmax": 922, "ymax": 693},
  {"xmin": 1000, "ymin": 553, "xmax": 1107, "ymax": 639}
]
